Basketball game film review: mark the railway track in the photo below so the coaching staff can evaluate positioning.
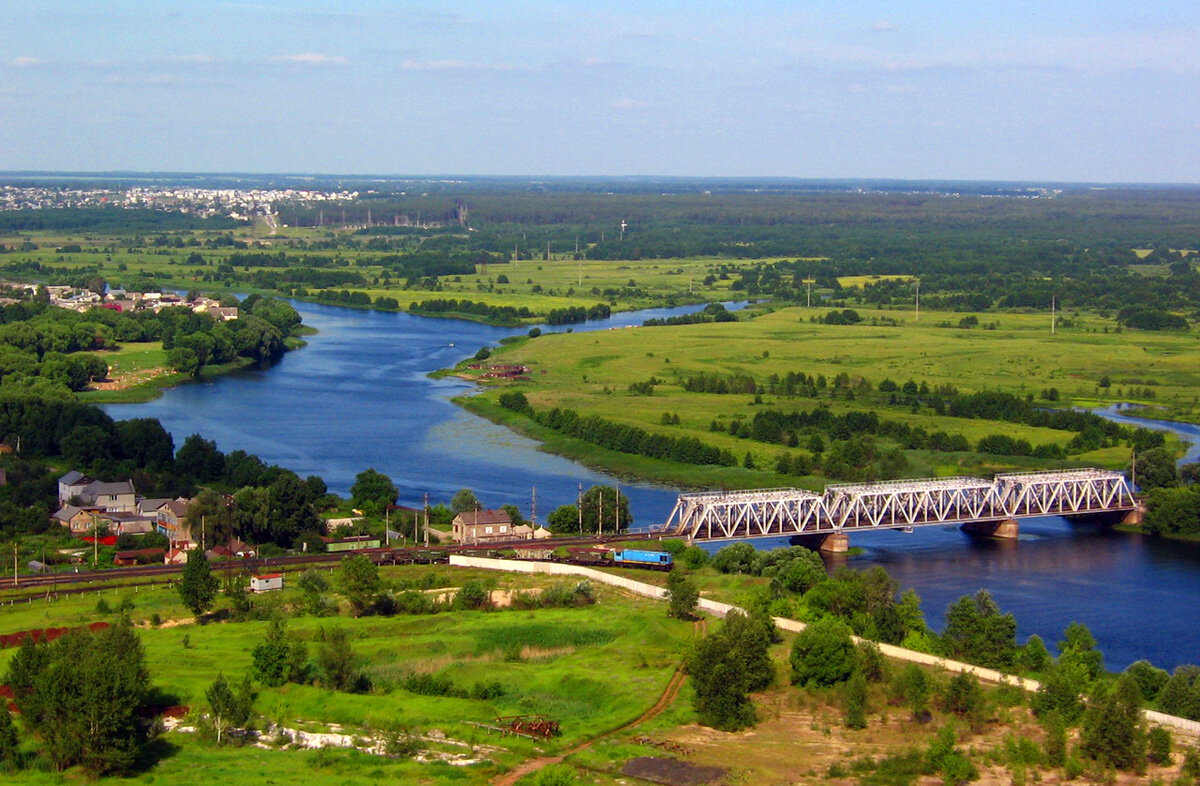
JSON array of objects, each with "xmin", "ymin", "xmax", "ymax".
[{"xmin": 1, "ymin": 531, "xmax": 671, "ymax": 595}]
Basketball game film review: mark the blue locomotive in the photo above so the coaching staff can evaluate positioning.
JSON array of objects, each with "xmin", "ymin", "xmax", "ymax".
[{"xmin": 612, "ymin": 549, "xmax": 673, "ymax": 570}]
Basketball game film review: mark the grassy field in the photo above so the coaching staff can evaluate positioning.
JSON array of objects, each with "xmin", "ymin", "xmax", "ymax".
[
  {"xmin": 0, "ymin": 564, "xmax": 696, "ymax": 784},
  {"xmin": 455, "ymin": 304, "xmax": 1197, "ymax": 488},
  {"xmin": 0, "ymin": 228, "xmax": 767, "ymax": 322}
]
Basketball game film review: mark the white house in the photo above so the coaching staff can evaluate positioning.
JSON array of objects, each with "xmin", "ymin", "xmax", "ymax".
[{"xmin": 250, "ymin": 573, "xmax": 284, "ymax": 593}]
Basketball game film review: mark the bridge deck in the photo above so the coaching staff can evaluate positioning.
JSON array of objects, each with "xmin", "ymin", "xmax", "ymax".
[{"xmin": 665, "ymin": 468, "xmax": 1135, "ymax": 541}]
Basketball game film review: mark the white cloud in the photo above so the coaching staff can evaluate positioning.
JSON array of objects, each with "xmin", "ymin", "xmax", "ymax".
[
  {"xmin": 872, "ymin": 20, "xmax": 897, "ymax": 32},
  {"xmin": 11, "ymin": 56, "xmax": 41, "ymax": 68},
  {"xmin": 168, "ymin": 55, "xmax": 215, "ymax": 64},
  {"xmin": 274, "ymin": 53, "xmax": 349, "ymax": 66},
  {"xmin": 398, "ymin": 59, "xmax": 518, "ymax": 72},
  {"xmin": 611, "ymin": 98, "xmax": 649, "ymax": 110}
]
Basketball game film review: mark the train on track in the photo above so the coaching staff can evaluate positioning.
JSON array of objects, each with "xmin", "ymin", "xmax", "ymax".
[{"xmin": 1, "ymin": 534, "xmax": 675, "ymax": 595}]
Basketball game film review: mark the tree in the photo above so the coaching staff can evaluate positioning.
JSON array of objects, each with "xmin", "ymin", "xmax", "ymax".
[
  {"xmin": 251, "ymin": 617, "xmax": 307, "ymax": 687},
  {"xmin": 688, "ymin": 626, "xmax": 758, "ymax": 731},
  {"xmin": 1057, "ymin": 621, "xmax": 1104, "ymax": 680},
  {"xmin": 844, "ymin": 671, "xmax": 868, "ymax": 729},
  {"xmin": 317, "ymin": 628, "xmax": 358, "ymax": 691},
  {"xmin": 896, "ymin": 663, "xmax": 931, "ymax": 720},
  {"xmin": 0, "ymin": 704, "xmax": 18, "ymax": 772},
  {"xmin": 338, "ymin": 554, "xmax": 380, "ymax": 615},
  {"xmin": 943, "ymin": 671, "xmax": 983, "ymax": 719},
  {"xmin": 790, "ymin": 617, "xmax": 856, "ymax": 687},
  {"xmin": 500, "ymin": 503, "xmax": 528, "ymax": 528},
  {"xmin": 1080, "ymin": 674, "xmax": 1145, "ymax": 770},
  {"xmin": 1147, "ymin": 725, "xmax": 1172, "ymax": 766},
  {"xmin": 1021, "ymin": 634, "xmax": 1052, "ymax": 672},
  {"xmin": 941, "ymin": 590, "xmax": 1017, "ymax": 670},
  {"xmin": 666, "ymin": 570, "xmax": 699, "ymax": 620},
  {"xmin": 1159, "ymin": 664, "xmax": 1200, "ymax": 720},
  {"xmin": 1032, "ymin": 655, "xmax": 1090, "ymax": 724},
  {"xmin": 721, "ymin": 611, "xmax": 773, "ymax": 691},
  {"xmin": 450, "ymin": 488, "xmax": 481, "ymax": 514},
  {"xmin": 578, "ymin": 485, "xmax": 632, "ymax": 533},
  {"xmin": 179, "ymin": 548, "xmax": 219, "ymax": 616},
  {"xmin": 350, "ymin": 468, "xmax": 398, "ymax": 512},
  {"xmin": 206, "ymin": 673, "xmax": 253, "ymax": 745},
  {"xmin": 1124, "ymin": 660, "xmax": 1169, "ymax": 703},
  {"xmin": 1133, "ymin": 447, "xmax": 1178, "ymax": 491},
  {"xmin": 547, "ymin": 504, "xmax": 579, "ymax": 534},
  {"xmin": 5, "ymin": 619, "xmax": 150, "ymax": 775}
]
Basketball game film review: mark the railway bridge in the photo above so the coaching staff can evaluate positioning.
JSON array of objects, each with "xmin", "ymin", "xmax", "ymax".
[{"xmin": 661, "ymin": 469, "xmax": 1139, "ymax": 552}]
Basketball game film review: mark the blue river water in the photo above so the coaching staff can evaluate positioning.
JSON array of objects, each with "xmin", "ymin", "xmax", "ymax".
[{"xmin": 102, "ymin": 301, "xmax": 1200, "ymax": 671}]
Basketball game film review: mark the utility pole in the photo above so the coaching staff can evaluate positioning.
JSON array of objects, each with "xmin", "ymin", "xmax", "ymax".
[
  {"xmin": 531, "ymin": 486, "xmax": 537, "ymax": 529},
  {"xmin": 385, "ymin": 506, "xmax": 390, "ymax": 546},
  {"xmin": 614, "ymin": 482, "xmax": 620, "ymax": 532},
  {"xmin": 12, "ymin": 543, "xmax": 17, "ymax": 588},
  {"xmin": 1051, "ymin": 295, "xmax": 1056, "ymax": 335},
  {"xmin": 914, "ymin": 279, "xmax": 920, "ymax": 322},
  {"xmin": 577, "ymin": 482, "xmax": 583, "ymax": 536},
  {"xmin": 598, "ymin": 491, "xmax": 604, "ymax": 538},
  {"xmin": 806, "ymin": 280, "xmax": 812, "ymax": 308},
  {"xmin": 423, "ymin": 493, "xmax": 429, "ymax": 547},
  {"xmin": 92, "ymin": 512, "xmax": 99, "ymax": 568}
]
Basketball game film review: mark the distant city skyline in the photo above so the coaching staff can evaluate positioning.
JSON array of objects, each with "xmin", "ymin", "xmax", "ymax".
[{"xmin": 2, "ymin": 1, "xmax": 1197, "ymax": 183}]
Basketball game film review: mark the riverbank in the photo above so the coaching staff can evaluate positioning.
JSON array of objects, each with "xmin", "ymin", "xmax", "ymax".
[
  {"xmin": 79, "ymin": 356, "xmax": 261, "ymax": 403},
  {"xmin": 455, "ymin": 394, "xmax": 797, "ymax": 490}
]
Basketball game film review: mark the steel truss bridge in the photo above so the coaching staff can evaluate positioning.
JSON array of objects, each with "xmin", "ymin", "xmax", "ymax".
[{"xmin": 662, "ymin": 469, "xmax": 1136, "ymax": 541}]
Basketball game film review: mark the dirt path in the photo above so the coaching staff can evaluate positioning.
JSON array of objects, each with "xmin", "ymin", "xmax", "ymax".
[{"xmin": 491, "ymin": 619, "xmax": 703, "ymax": 786}]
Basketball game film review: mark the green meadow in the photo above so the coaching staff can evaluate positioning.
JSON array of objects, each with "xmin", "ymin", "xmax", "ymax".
[
  {"xmin": 2, "ymin": 228, "xmax": 765, "ymax": 322},
  {"xmin": 0, "ymin": 565, "xmax": 696, "ymax": 784},
  {"xmin": 458, "ymin": 304, "xmax": 1199, "ymax": 489}
]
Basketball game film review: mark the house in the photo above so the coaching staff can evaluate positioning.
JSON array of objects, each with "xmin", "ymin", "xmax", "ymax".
[
  {"xmin": 114, "ymin": 548, "xmax": 165, "ymax": 566},
  {"xmin": 58, "ymin": 471, "xmax": 93, "ymax": 505},
  {"xmin": 78, "ymin": 480, "xmax": 136, "ymax": 513},
  {"xmin": 250, "ymin": 574, "xmax": 284, "ymax": 593},
  {"xmin": 510, "ymin": 524, "xmax": 552, "ymax": 540},
  {"xmin": 323, "ymin": 516, "xmax": 362, "ymax": 534},
  {"xmin": 164, "ymin": 548, "xmax": 189, "ymax": 565},
  {"xmin": 51, "ymin": 505, "xmax": 100, "ymax": 534},
  {"xmin": 451, "ymin": 509, "xmax": 514, "ymax": 544},
  {"xmin": 137, "ymin": 498, "xmax": 173, "ymax": 517},
  {"xmin": 156, "ymin": 498, "xmax": 193, "ymax": 540}
]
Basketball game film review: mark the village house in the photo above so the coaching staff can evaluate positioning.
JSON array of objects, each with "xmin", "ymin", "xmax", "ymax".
[
  {"xmin": 57, "ymin": 472, "xmax": 137, "ymax": 512},
  {"xmin": 156, "ymin": 498, "xmax": 194, "ymax": 541},
  {"xmin": 51, "ymin": 504, "xmax": 101, "ymax": 534},
  {"xmin": 451, "ymin": 509, "xmax": 514, "ymax": 544}
]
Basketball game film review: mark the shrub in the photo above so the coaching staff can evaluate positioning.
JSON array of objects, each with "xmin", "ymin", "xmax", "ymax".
[{"xmin": 790, "ymin": 617, "xmax": 856, "ymax": 687}]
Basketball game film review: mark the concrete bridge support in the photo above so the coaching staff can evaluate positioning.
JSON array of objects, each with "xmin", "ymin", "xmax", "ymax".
[
  {"xmin": 818, "ymin": 532, "xmax": 849, "ymax": 553},
  {"xmin": 961, "ymin": 519, "xmax": 1020, "ymax": 540}
]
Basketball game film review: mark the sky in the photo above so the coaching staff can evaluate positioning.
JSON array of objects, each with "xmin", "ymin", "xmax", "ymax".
[{"xmin": 1, "ymin": 1, "xmax": 1197, "ymax": 182}]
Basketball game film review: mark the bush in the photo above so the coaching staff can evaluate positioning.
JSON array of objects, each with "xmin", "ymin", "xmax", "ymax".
[
  {"xmin": 1147, "ymin": 725, "xmax": 1172, "ymax": 765},
  {"xmin": 790, "ymin": 617, "xmax": 856, "ymax": 687},
  {"xmin": 455, "ymin": 580, "xmax": 491, "ymax": 610}
]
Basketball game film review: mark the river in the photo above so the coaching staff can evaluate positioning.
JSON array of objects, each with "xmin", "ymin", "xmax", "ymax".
[{"xmin": 103, "ymin": 302, "xmax": 1200, "ymax": 671}]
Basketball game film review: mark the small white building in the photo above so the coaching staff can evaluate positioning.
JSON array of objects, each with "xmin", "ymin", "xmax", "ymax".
[{"xmin": 249, "ymin": 573, "xmax": 284, "ymax": 593}]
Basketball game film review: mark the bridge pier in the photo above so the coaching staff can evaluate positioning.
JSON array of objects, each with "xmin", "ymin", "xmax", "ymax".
[
  {"xmin": 818, "ymin": 532, "xmax": 849, "ymax": 553},
  {"xmin": 1122, "ymin": 502, "xmax": 1146, "ymax": 526},
  {"xmin": 960, "ymin": 519, "xmax": 1020, "ymax": 540}
]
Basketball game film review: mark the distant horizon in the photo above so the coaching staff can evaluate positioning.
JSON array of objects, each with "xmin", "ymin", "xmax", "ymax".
[{"xmin": 1, "ymin": 171, "xmax": 1198, "ymax": 190}]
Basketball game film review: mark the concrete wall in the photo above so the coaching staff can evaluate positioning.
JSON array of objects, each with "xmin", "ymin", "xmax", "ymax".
[{"xmin": 449, "ymin": 555, "xmax": 1199, "ymax": 739}]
